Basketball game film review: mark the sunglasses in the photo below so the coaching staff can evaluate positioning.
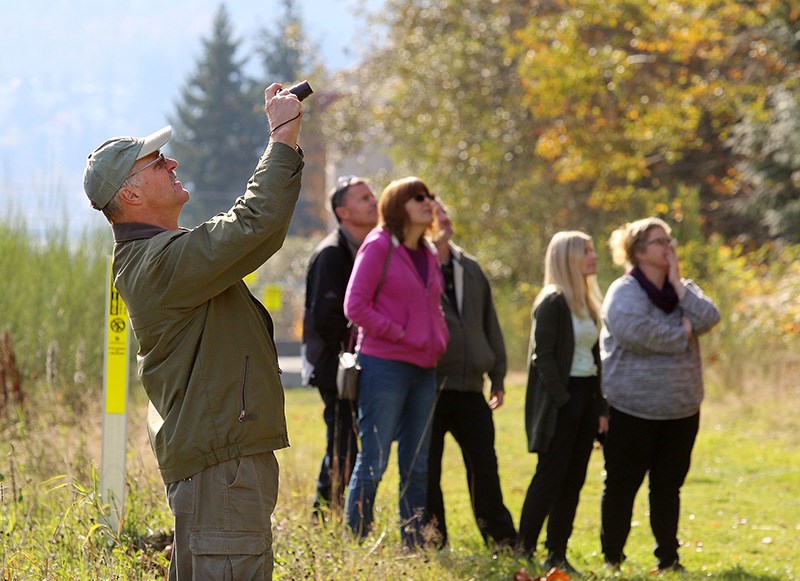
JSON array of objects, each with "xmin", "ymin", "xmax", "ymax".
[
  {"xmin": 332, "ymin": 175, "xmax": 359, "ymax": 209},
  {"xmin": 336, "ymin": 175, "xmax": 357, "ymax": 189},
  {"xmin": 126, "ymin": 153, "xmax": 166, "ymax": 182},
  {"xmin": 411, "ymin": 192, "xmax": 435, "ymax": 202}
]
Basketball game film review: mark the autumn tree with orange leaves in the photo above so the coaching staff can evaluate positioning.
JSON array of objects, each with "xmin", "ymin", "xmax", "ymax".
[{"xmin": 510, "ymin": 0, "xmax": 799, "ymax": 241}]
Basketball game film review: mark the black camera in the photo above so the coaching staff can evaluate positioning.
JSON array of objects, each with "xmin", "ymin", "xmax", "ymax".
[{"xmin": 287, "ymin": 80, "xmax": 313, "ymax": 102}]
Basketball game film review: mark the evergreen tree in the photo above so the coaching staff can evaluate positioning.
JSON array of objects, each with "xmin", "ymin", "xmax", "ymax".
[
  {"xmin": 254, "ymin": 0, "xmax": 327, "ymax": 235},
  {"xmin": 255, "ymin": 0, "xmax": 306, "ymax": 82},
  {"xmin": 169, "ymin": 4, "xmax": 265, "ymax": 227},
  {"xmin": 728, "ymin": 3, "xmax": 800, "ymax": 244}
]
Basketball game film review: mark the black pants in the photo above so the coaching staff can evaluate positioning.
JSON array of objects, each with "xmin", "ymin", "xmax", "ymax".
[
  {"xmin": 601, "ymin": 406, "xmax": 699, "ymax": 568},
  {"xmin": 314, "ymin": 387, "xmax": 358, "ymax": 511},
  {"xmin": 518, "ymin": 376, "xmax": 599, "ymax": 558},
  {"xmin": 425, "ymin": 390, "xmax": 517, "ymax": 547}
]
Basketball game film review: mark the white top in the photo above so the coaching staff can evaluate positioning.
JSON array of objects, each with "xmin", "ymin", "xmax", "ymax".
[{"xmin": 570, "ymin": 313, "xmax": 599, "ymax": 377}]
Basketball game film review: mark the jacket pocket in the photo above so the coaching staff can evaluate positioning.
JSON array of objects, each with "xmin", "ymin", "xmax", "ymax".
[
  {"xmin": 238, "ymin": 356, "xmax": 257, "ymax": 422},
  {"xmin": 402, "ymin": 321, "xmax": 431, "ymax": 352},
  {"xmin": 166, "ymin": 476, "xmax": 195, "ymax": 515},
  {"xmin": 189, "ymin": 531, "xmax": 269, "ymax": 579}
]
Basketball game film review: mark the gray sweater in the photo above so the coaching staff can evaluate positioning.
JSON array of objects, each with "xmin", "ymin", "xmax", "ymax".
[{"xmin": 600, "ymin": 274, "xmax": 720, "ymax": 420}]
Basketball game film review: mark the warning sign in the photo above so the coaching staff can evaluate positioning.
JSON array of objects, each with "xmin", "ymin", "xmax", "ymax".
[
  {"xmin": 105, "ymin": 262, "xmax": 129, "ymax": 414},
  {"xmin": 263, "ymin": 284, "xmax": 282, "ymax": 312}
]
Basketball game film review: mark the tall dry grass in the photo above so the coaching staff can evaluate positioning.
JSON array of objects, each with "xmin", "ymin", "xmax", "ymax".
[{"xmin": 2, "ymin": 370, "xmax": 799, "ymax": 579}]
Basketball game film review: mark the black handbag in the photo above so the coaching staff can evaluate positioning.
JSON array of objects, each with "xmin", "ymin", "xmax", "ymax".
[{"xmin": 336, "ymin": 242, "xmax": 393, "ymax": 401}]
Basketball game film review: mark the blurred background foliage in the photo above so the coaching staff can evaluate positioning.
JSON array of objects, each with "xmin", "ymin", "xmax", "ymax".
[
  {"xmin": 1, "ymin": 0, "xmax": 798, "ymax": 409},
  {"xmin": 323, "ymin": 0, "xmax": 800, "ymax": 369},
  {"xmin": 326, "ymin": 0, "xmax": 799, "ymax": 256}
]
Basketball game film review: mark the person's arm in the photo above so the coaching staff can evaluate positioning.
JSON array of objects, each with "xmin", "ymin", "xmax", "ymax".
[
  {"xmin": 532, "ymin": 294, "xmax": 571, "ymax": 407},
  {"xmin": 603, "ymin": 279, "xmax": 691, "ymax": 354},
  {"xmin": 149, "ymin": 84, "xmax": 304, "ymax": 307},
  {"xmin": 344, "ymin": 235, "xmax": 404, "ymax": 341},
  {"xmin": 665, "ymin": 244, "xmax": 720, "ymax": 335},
  {"xmin": 679, "ymin": 280, "xmax": 721, "ymax": 335},
  {"xmin": 480, "ymin": 267, "xmax": 507, "ymax": 408},
  {"xmin": 307, "ymin": 245, "xmax": 351, "ymax": 351}
]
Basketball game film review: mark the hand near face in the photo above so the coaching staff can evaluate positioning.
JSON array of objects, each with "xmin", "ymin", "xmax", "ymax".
[{"xmin": 666, "ymin": 245, "xmax": 686, "ymax": 299}]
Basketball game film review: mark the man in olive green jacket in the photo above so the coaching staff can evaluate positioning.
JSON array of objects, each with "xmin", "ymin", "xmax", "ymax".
[{"xmin": 83, "ymin": 83, "xmax": 304, "ymax": 580}]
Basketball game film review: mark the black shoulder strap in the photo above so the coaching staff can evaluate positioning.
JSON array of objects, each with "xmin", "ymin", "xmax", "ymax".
[{"xmin": 372, "ymin": 239, "xmax": 393, "ymax": 302}]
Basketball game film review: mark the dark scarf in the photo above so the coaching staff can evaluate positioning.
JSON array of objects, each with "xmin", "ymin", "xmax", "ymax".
[{"xmin": 629, "ymin": 266, "xmax": 679, "ymax": 313}]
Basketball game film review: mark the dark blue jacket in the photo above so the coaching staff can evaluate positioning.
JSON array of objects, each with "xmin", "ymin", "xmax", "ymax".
[{"xmin": 302, "ymin": 227, "xmax": 354, "ymax": 391}]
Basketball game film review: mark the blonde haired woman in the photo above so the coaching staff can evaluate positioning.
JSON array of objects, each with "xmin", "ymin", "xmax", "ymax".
[
  {"xmin": 519, "ymin": 231, "xmax": 608, "ymax": 575},
  {"xmin": 600, "ymin": 218, "xmax": 719, "ymax": 573}
]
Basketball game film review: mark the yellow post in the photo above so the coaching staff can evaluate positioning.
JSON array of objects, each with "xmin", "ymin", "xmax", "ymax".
[
  {"xmin": 263, "ymin": 284, "xmax": 282, "ymax": 312},
  {"xmin": 100, "ymin": 259, "xmax": 129, "ymax": 531}
]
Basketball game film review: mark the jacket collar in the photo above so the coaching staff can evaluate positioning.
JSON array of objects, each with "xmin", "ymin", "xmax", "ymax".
[
  {"xmin": 448, "ymin": 242, "xmax": 464, "ymax": 263},
  {"xmin": 112, "ymin": 222, "xmax": 174, "ymax": 243},
  {"xmin": 448, "ymin": 242, "xmax": 465, "ymax": 314},
  {"xmin": 388, "ymin": 231, "xmax": 438, "ymax": 256},
  {"xmin": 337, "ymin": 225, "xmax": 361, "ymax": 261}
]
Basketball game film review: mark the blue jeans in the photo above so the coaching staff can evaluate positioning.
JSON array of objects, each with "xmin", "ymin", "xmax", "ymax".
[{"xmin": 345, "ymin": 353, "xmax": 437, "ymax": 546}]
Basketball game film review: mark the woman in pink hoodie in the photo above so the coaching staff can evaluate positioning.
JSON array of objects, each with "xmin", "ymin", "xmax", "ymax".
[{"xmin": 344, "ymin": 176, "xmax": 449, "ymax": 547}]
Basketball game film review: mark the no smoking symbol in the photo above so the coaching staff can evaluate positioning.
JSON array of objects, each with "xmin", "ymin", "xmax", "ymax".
[{"xmin": 110, "ymin": 317, "xmax": 126, "ymax": 333}]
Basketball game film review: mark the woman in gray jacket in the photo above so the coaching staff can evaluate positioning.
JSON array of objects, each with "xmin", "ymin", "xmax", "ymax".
[
  {"xmin": 600, "ymin": 217, "xmax": 720, "ymax": 574},
  {"xmin": 519, "ymin": 231, "xmax": 608, "ymax": 575}
]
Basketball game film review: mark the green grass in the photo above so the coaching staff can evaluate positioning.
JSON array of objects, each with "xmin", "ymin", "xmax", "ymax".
[
  {"xmin": 275, "ymin": 380, "xmax": 800, "ymax": 580},
  {"xmin": 2, "ymin": 374, "xmax": 799, "ymax": 580}
]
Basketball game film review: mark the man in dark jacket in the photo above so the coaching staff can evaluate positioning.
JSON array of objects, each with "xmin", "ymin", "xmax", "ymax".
[
  {"xmin": 83, "ymin": 84, "xmax": 303, "ymax": 579},
  {"xmin": 425, "ymin": 199, "xmax": 517, "ymax": 549},
  {"xmin": 302, "ymin": 175, "xmax": 377, "ymax": 518}
]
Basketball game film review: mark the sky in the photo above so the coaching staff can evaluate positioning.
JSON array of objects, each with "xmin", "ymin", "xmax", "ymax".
[{"xmin": 0, "ymin": 0, "xmax": 382, "ymax": 237}]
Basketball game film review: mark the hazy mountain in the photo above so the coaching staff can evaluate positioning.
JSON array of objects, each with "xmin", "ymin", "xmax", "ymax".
[{"xmin": 0, "ymin": 0, "xmax": 380, "ymax": 236}]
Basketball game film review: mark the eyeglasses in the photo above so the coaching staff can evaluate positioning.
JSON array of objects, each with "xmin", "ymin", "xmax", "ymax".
[
  {"xmin": 646, "ymin": 236, "xmax": 678, "ymax": 248},
  {"xmin": 125, "ymin": 153, "xmax": 166, "ymax": 182},
  {"xmin": 411, "ymin": 192, "xmax": 435, "ymax": 202}
]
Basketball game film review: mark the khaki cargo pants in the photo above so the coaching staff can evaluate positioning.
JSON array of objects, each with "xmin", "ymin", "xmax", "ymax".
[{"xmin": 166, "ymin": 451, "xmax": 279, "ymax": 580}]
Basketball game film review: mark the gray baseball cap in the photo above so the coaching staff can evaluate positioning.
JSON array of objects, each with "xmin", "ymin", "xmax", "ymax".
[{"xmin": 83, "ymin": 125, "xmax": 172, "ymax": 210}]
